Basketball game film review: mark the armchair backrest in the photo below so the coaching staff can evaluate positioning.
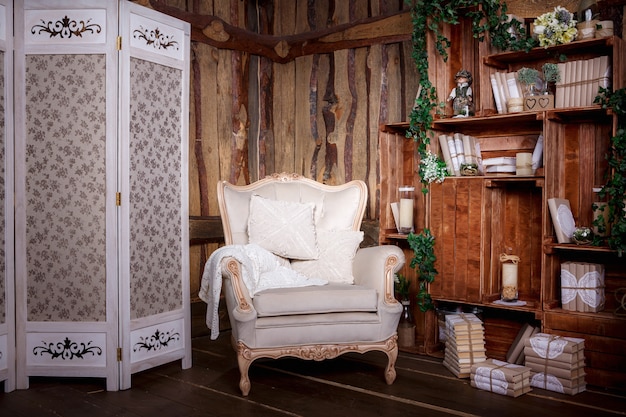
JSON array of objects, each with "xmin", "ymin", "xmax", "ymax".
[{"xmin": 217, "ymin": 173, "xmax": 367, "ymax": 245}]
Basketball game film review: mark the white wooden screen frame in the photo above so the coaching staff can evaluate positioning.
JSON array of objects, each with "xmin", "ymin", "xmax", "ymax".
[
  {"xmin": 13, "ymin": 0, "xmax": 190, "ymax": 391},
  {"xmin": 117, "ymin": 0, "xmax": 191, "ymax": 390},
  {"xmin": 0, "ymin": 0, "xmax": 14, "ymax": 393}
]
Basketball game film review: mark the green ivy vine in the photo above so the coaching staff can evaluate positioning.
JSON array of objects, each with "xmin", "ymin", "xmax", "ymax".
[
  {"xmin": 405, "ymin": 0, "xmax": 537, "ymax": 312},
  {"xmin": 406, "ymin": 0, "xmax": 536, "ymax": 192},
  {"xmin": 594, "ymin": 87, "xmax": 626, "ymax": 257},
  {"xmin": 407, "ymin": 229, "xmax": 438, "ymax": 312}
]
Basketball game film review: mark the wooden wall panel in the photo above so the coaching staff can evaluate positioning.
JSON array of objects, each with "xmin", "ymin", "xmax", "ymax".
[
  {"xmin": 429, "ymin": 179, "xmax": 484, "ymax": 303},
  {"xmin": 143, "ymin": 0, "xmax": 584, "ymax": 303}
]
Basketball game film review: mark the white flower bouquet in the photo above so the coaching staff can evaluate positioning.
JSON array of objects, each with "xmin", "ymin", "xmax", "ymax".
[
  {"xmin": 533, "ymin": 6, "xmax": 578, "ymax": 48},
  {"xmin": 420, "ymin": 150, "xmax": 447, "ymax": 184}
]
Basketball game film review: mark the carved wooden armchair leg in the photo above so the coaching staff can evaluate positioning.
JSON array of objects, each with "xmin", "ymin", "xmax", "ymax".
[
  {"xmin": 236, "ymin": 349, "xmax": 253, "ymax": 396},
  {"xmin": 383, "ymin": 336, "xmax": 399, "ymax": 385}
]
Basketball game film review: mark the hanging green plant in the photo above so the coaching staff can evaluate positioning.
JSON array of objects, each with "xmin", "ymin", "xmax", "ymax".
[
  {"xmin": 407, "ymin": 229, "xmax": 438, "ymax": 312},
  {"xmin": 406, "ymin": 0, "xmax": 537, "ymax": 192},
  {"xmin": 594, "ymin": 86, "xmax": 626, "ymax": 257}
]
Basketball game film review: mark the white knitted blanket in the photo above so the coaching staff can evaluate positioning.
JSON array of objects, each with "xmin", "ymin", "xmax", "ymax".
[{"xmin": 199, "ymin": 243, "xmax": 327, "ymax": 339}]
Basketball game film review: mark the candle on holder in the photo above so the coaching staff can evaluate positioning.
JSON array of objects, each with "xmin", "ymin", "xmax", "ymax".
[
  {"xmin": 398, "ymin": 186, "xmax": 415, "ymax": 234},
  {"xmin": 500, "ymin": 253, "xmax": 520, "ymax": 302}
]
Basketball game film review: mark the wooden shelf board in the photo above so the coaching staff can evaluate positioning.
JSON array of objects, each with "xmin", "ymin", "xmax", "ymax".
[
  {"xmin": 385, "ymin": 232, "xmax": 409, "ymax": 240},
  {"xmin": 380, "ymin": 122, "xmax": 409, "ymax": 134},
  {"xmin": 483, "ymin": 36, "xmax": 617, "ymax": 68},
  {"xmin": 543, "ymin": 308, "xmax": 626, "ymax": 322},
  {"xmin": 432, "ymin": 111, "xmax": 543, "ymax": 136},
  {"xmin": 545, "ymin": 106, "xmax": 611, "ymax": 123},
  {"xmin": 548, "ymin": 243, "xmax": 616, "ymax": 253},
  {"xmin": 433, "ymin": 297, "xmax": 542, "ymax": 314}
]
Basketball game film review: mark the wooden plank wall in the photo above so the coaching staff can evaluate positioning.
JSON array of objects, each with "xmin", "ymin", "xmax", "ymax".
[
  {"xmin": 135, "ymin": 0, "xmax": 613, "ymax": 301},
  {"xmin": 139, "ymin": 0, "xmax": 418, "ymax": 298}
]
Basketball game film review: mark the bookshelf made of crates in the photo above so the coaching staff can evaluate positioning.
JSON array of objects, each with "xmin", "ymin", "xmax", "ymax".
[{"xmin": 378, "ymin": 30, "xmax": 626, "ymax": 392}]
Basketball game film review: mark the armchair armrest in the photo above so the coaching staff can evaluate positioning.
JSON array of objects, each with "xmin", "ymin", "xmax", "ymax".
[
  {"xmin": 353, "ymin": 245, "xmax": 405, "ymax": 305},
  {"xmin": 219, "ymin": 257, "xmax": 258, "ymax": 345},
  {"xmin": 221, "ymin": 257, "xmax": 256, "ymax": 317}
]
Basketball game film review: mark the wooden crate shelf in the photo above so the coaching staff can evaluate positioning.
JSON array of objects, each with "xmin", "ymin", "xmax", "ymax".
[{"xmin": 378, "ymin": 24, "xmax": 626, "ymax": 392}]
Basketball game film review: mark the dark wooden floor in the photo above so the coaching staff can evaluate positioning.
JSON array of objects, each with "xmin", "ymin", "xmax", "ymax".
[{"xmin": 1, "ymin": 326, "xmax": 625, "ymax": 417}]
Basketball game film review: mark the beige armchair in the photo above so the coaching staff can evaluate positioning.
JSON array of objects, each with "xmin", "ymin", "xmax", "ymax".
[{"xmin": 208, "ymin": 173, "xmax": 405, "ymax": 396}]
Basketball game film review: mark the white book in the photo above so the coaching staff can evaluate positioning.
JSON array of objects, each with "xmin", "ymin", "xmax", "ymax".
[
  {"xmin": 497, "ymin": 72, "xmax": 511, "ymax": 111},
  {"xmin": 485, "ymin": 165, "xmax": 517, "ymax": 173},
  {"xmin": 447, "ymin": 135, "xmax": 461, "ymax": 176},
  {"xmin": 514, "ymin": 71, "xmax": 524, "ymax": 101},
  {"xmin": 564, "ymin": 61, "xmax": 573, "ymax": 107},
  {"xmin": 598, "ymin": 55, "xmax": 610, "ymax": 90},
  {"xmin": 506, "ymin": 72, "xmax": 521, "ymax": 99},
  {"xmin": 439, "ymin": 134, "xmax": 454, "ymax": 176},
  {"xmin": 585, "ymin": 58, "xmax": 594, "ymax": 106},
  {"xmin": 532, "ymin": 135, "xmax": 544, "ymax": 172},
  {"xmin": 574, "ymin": 59, "xmax": 583, "ymax": 107},
  {"xmin": 390, "ymin": 202, "xmax": 400, "ymax": 232},
  {"xmin": 454, "ymin": 133, "xmax": 466, "ymax": 166},
  {"xmin": 591, "ymin": 56, "xmax": 601, "ymax": 104},
  {"xmin": 462, "ymin": 134, "xmax": 475, "ymax": 166},
  {"xmin": 490, "ymin": 74, "xmax": 504, "ymax": 114},
  {"xmin": 548, "ymin": 198, "xmax": 576, "ymax": 243},
  {"xmin": 555, "ymin": 62, "xmax": 567, "ymax": 108},
  {"xmin": 473, "ymin": 136, "xmax": 484, "ymax": 175},
  {"xmin": 483, "ymin": 156, "xmax": 517, "ymax": 166},
  {"xmin": 494, "ymin": 72, "xmax": 508, "ymax": 114}
]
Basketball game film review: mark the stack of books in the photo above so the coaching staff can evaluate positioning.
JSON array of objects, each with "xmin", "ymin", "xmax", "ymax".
[
  {"xmin": 470, "ymin": 358, "xmax": 532, "ymax": 397},
  {"xmin": 560, "ymin": 262, "xmax": 605, "ymax": 312},
  {"xmin": 524, "ymin": 333, "xmax": 586, "ymax": 395},
  {"xmin": 555, "ymin": 56, "xmax": 610, "ymax": 108},
  {"xmin": 474, "ymin": 134, "xmax": 543, "ymax": 176},
  {"xmin": 490, "ymin": 71, "xmax": 524, "ymax": 114},
  {"xmin": 443, "ymin": 313, "xmax": 487, "ymax": 378},
  {"xmin": 482, "ymin": 156, "xmax": 517, "ymax": 174},
  {"xmin": 438, "ymin": 133, "xmax": 483, "ymax": 176}
]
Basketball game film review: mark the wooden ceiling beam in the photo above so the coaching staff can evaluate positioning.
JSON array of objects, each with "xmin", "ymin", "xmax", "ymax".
[{"xmin": 149, "ymin": 1, "xmax": 412, "ymax": 63}]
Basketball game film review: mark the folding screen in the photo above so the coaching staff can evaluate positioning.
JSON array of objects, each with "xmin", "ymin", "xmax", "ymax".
[{"xmin": 13, "ymin": 0, "xmax": 190, "ymax": 390}]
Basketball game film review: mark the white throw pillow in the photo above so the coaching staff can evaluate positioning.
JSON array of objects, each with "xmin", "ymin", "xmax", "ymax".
[
  {"xmin": 248, "ymin": 194, "xmax": 319, "ymax": 260},
  {"xmin": 291, "ymin": 229, "xmax": 363, "ymax": 284}
]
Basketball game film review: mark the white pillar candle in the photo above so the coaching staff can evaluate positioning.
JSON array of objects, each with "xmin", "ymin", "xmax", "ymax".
[
  {"xmin": 500, "ymin": 253, "xmax": 520, "ymax": 302},
  {"xmin": 398, "ymin": 186, "xmax": 415, "ymax": 234},
  {"xmin": 502, "ymin": 263, "xmax": 518, "ymax": 287},
  {"xmin": 399, "ymin": 198, "xmax": 414, "ymax": 233}
]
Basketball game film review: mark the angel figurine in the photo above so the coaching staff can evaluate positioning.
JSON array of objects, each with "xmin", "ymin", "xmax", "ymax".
[{"xmin": 447, "ymin": 69, "xmax": 474, "ymax": 117}]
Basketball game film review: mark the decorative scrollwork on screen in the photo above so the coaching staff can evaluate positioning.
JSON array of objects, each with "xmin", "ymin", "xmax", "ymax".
[
  {"xmin": 31, "ymin": 16, "xmax": 102, "ymax": 39},
  {"xmin": 133, "ymin": 26, "xmax": 179, "ymax": 50},
  {"xmin": 33, "ymin": 337, "xmax": 103, "ymax": 360},
  {"xmin": 133, "ymin": 329, "xmax": 181, "ymax": 352}
]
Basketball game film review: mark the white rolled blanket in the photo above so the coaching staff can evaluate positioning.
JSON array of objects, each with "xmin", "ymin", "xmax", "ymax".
[{"xmin": 198, "ymin": 243, "xmax": 327, "ymax": 339}]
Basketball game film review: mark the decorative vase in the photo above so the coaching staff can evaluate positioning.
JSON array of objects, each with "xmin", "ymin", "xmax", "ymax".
[
  {"xmin": 397, "ymin": 299, "xmax": 416, "ymax": 348},
  {"xmin": 572, "ymin": 227, "xmax": 594, "ymax": 245}
]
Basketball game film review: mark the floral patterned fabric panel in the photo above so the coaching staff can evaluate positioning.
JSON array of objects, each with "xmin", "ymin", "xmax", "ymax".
[
  {"xmin": 129, "ymin": 57, "xmax": 182, "ymax": 319},
  {"xmin": 0, "ymin": 51, "xmax": 4, "ymax": 324},
  {"xmin": 25, "ymin": 54, "xmax": 107, "ymax": 322}
]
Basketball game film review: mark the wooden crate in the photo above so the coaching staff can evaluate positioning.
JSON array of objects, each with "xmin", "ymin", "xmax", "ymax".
[
  {"xmin": 378, "ymin": 125, "xmax": 423, "ymax": 242},
  {"xmin": 483, "ymin": 179, "xmax": 543, "ymax": 306},
  {"xmin": 429, "ymin": 178, "xmax": 543, "ymax": 308}
]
